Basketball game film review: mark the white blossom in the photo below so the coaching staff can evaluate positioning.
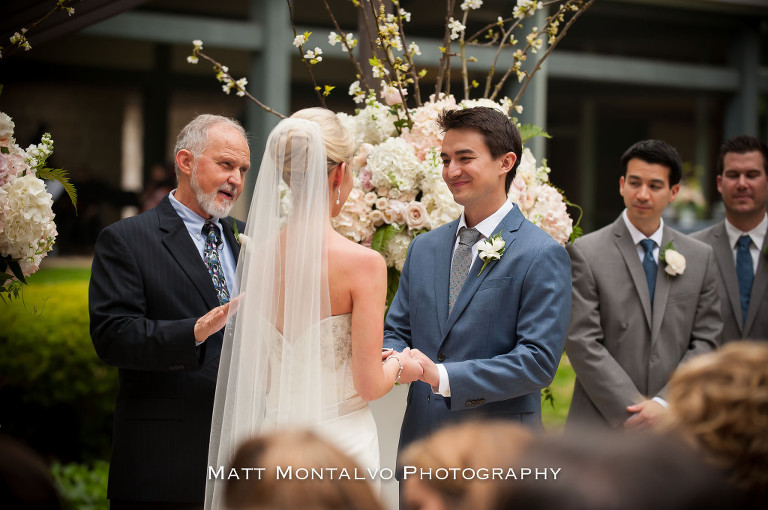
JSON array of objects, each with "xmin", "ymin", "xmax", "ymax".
[
  {"xmin": 460, "ymin": 0, "xmax": 483, "ymax": 11},
  {"xmin": 448, "ymin": 18, "xmax": 465, "ymax": 40}
]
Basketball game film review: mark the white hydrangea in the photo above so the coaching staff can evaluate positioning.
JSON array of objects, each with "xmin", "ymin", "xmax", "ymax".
[
  {"xmin": 381, "ymin": 230, "xmax": 413, "ymax": 272},
  {"xmin": 0, "ymin": 174, "xmax": 57, "ymax": 276},
  {"xmin": 458, "ymin": 98, "xmax": 511, "ymax": 115},
  {"xmin": 366, "ymin": 137, "xmax": 422, "ymax": 193},
  {"xmin": 0, "ymin": 112, "xmax": 15, "ymax": 147}
]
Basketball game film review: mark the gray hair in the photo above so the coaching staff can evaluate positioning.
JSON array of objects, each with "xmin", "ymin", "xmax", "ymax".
[{"xmin": 173, "ymin": 114, "xmax": 248, "ymax": 177}]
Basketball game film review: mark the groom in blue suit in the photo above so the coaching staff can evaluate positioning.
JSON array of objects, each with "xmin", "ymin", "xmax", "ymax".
[{"xmin": 384, "ymin": 107, "xmax": 571, "ymax": 451}]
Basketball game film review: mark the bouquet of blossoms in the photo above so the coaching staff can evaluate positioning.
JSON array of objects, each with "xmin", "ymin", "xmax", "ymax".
[
  {"xmin": 188, "ymin": 0, "xmax": 590, "ymax": 296},
  {"xmin": 331, "ymin": 93, "xmax": 579, "ymax": 272},
  {"xmin": 0, "ymin": 108, "xmax": 75, "ymax": 301}
]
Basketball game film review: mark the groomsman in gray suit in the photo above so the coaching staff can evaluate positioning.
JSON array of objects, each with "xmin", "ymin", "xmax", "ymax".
[
  {"xmin": 691, "ymin": 136, "xmax": 768, "ymax": 343},
  {"xmin": 566, "ymin": 140, "xmax": 721, "ymax": 430}
]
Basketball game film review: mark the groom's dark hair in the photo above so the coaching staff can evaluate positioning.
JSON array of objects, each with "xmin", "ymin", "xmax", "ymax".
[{"xmin": 438, "ymin": 106, "xmax": 522, "ymax": 193}]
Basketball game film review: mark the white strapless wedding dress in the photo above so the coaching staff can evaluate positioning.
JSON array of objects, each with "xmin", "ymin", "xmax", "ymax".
[{"xmin": 263, "ymin": 314, "xmax": 380, "ymax": 487}]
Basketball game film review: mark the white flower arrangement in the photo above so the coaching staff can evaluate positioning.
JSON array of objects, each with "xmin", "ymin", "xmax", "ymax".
[
  {"xmin": 189, "ymin": 0, "xmax": 592, "ymax": 299},
  {"xmin": 660, "ymin": 242, "xmax": 685, "ymax": 277},
  {"xmin": 0, "ymin": 108, "xmax": 76, "ymax": 301},
  {"xmin": 478, "ymin": 233, "xmax": 505, "ymax": 275}
]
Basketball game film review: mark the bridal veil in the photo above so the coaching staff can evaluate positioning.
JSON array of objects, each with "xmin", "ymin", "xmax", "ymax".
[{"xmin": 206, "ymin": 118, "xmax": 340, "ymax": 509}]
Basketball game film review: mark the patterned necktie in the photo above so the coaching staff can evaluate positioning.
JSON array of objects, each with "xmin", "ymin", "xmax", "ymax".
[
  {"xmin": 449, "ymin": 227, "xmax": 483, "ymax": 313},
  {"xmin": 640, "ymin": 239, "xmax": 657, "ymax": 307},
  {"xmin": 736, "ymin": 235, "xmax": 753, "ymax": 325},
  {"xmin": 202, "ymin": 221, "xmax": 230, "ymax": 305}
]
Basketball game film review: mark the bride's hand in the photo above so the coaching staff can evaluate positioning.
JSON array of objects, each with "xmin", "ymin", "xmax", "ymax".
[{"xmin": 397, "ymin": 348, "xmax": 424, "ymax": 384}]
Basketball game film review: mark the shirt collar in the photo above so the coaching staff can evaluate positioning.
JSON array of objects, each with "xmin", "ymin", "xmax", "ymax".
[
  {"xmin": 621, "ymin": 209, "xmax": 664, "ymax": 247},
  {"xmin": 457, "ymin": 200, "xmax": 515, "ymax": 240},
  {"xmin": 169, "ymin": 189, "xmax": 221, "ymax": 234},
  {"xmin": 724, "ymin": 214, "xmax": 768, "ymax": 250}
]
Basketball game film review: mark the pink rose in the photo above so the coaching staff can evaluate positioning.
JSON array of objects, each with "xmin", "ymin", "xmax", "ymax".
[{"xmin": 404, "ymin": 201, "xmax": 431, "ymax": 230}]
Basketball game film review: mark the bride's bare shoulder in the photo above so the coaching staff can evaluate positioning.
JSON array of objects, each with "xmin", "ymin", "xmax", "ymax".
[{"xmin": 329, "ymin": 234, "xmax": 386, "ymax": 274}]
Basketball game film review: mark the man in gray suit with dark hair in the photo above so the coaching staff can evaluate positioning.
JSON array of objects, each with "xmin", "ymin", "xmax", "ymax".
[
  {"xmin": 566, "ymin": 139, "xmax": 721, "ymax": 431},
  {"xmin": 691, "ymin": 135, "xmax": 768, "ymax": 344},
  {"xmin": 90, "ymin": 114, "xmax": 249, "ymax": 509}
]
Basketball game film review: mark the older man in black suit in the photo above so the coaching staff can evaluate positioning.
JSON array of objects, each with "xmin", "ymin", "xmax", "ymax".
[{"xmin": 89, "ymin": 114, "xmax": 250, "ymax": 509}]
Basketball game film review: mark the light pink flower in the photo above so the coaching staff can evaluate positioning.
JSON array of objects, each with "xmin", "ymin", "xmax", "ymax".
[{"xmin": 404, "ymin": 201, "xmax": 431, "ymax": 230}]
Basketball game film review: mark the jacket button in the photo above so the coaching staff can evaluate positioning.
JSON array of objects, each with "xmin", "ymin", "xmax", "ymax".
[{"xmin": 437, "ymin": 353, "xmax": 446, "ymax": 362}]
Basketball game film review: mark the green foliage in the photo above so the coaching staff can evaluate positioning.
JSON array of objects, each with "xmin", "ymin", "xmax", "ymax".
[
  {"xmin": 36, "ymin": 167, "xmax": 78, "ymax": 211},
  {"xmin": 371, "ymin": 223, "xmax": 404, "ymax": 253},
  {"xmin": 0, "ymin": 267, "xmax": 117, "ymax": 461},
  {"xmin": 542, "ymin": 355, "xmax": 576, "ymax": 431},
  {"xmin": 519, "ymin": 123, "xmax": 552, "ymax": 144},
  {"xmin": 386, "ymin": 267, "xmax": 400, "ymax": 308},
  {"xmin": 51, "ymin": 460, "xmax": 109, "ymax": 510}
]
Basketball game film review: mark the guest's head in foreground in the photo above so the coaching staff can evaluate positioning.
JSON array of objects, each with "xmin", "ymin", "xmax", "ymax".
[
  {"xmin": 664, "ymin": 341, "xmax": 768, "ymax": 507},
  {"xmin": 0, "ymin": 435, "xmax": 63, "ymax": 509},
  {"xmin": 716, "ymin": 135, "xmax": 768, "ymax": 232},
  {"xmin": 173, "ymin": 114, "xmax": 250, "ymax": 219},
  {"xmin": 225, "ymin": 429, "xmax": 384, "ymax": 510},
  {"xmin": 438, "ymin": 106, "xmax": 522, "ymax": 227},
  {"xmin": 505, "ymin": 429, "xmax": 738, "ymax": 510},
  {"xmin": 399, "ymin": 420, "xmax": 533, "ymax": 510},
  {"xmin": 619, "ymin": 139, "xmax": 682, "ymax": 237}
]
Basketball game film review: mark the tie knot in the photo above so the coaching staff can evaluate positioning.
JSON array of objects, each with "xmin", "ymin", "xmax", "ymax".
[
  {"xmin": 737, "ymin": 235, "xmax": 751, "ymax": 250},
  {"xmin": 202, "ymin": 221, "xmax": 221, "ymax": 244},
  {"xmin": 640, "ymin": 239, "xmax": 655, "ymax": 255},
  {"xmin": 458, "ymin": 227, "xmax": 483, "ymax": 247}
]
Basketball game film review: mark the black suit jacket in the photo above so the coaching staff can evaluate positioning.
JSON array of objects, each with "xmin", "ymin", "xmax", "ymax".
[{"xmin": 89, "ymin": 196, "xmax": 243, "ymax": 503}]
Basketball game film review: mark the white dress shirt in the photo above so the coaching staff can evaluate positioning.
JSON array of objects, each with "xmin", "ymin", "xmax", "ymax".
[{"xmin": 724, "ymin": 214, "xmax": 767, "ymax": 275}]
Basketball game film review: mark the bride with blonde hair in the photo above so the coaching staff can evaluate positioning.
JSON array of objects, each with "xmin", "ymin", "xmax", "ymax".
[{"xmin": 205, "ymin": 108, "xmax": 422, "ymax": 508}]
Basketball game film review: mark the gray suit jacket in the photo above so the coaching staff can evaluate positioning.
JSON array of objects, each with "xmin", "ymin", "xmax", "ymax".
[
  {"xmin": 565, "ymin": 217, "xmax": 721, "ymax": 428},
  {"xmin": 691, "ymin": 221, "xmax": 768, "ymax": 343}
]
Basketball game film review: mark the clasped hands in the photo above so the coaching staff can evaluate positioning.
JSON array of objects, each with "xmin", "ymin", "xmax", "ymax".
[{"xmin": 382, "ymin": 348, "xmax": 439, "ymax": 386}]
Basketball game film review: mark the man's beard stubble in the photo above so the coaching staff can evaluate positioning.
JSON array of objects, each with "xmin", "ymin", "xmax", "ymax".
[{"xmin": 190, "ymin": 167, "xmax": 236, "ymax": 219}]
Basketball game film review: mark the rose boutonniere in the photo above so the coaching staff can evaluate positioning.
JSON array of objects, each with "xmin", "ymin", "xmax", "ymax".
[
  {"xmin": 478, "ymin": 233, "xmax": 505, "ymax": 276},
  {"xmin": 659, "ymin": 241, "xmax": 685, "ymax": 276}
]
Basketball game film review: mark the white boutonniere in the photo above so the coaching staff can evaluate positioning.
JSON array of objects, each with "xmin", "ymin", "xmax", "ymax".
[
  {"xmin": 659, "ymin": 241, "xmax": 685, "ymax": 276},
  {"xmin": 477, "ymin": 233, "xmax": 505, "ymax": 276}
]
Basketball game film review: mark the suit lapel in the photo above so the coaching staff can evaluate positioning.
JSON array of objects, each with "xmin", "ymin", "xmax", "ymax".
[
  {"xmin": 219, "ymin": 217, "xmax": 242, "ymax": 261},
  {"xmin": 436, "ymin": 220, "xmax": 459, "ymax": 338},
  {"xmin": 157, "ymin": 197, "xmax": 220, "ymax": 311},
  {"xmin": 613, "ymin": 219, "xmax": 653, "ymax": 330},
  {"xmin": 441, "ymin": 207, "xmax": 523, "ymax": 340},
  {"xmin": 711, "ymin": 223, "xmax": 743, "ymax": 332},
  {"xmin": 745, "ymin": 230, "xmax": 768, "ymax": 333},
  {"xmin": 651, "ymin": 227, "xmax": 674, "ymax": 342}
]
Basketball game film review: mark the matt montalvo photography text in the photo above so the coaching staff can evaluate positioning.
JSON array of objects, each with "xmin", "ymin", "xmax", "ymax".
[{"xmin": 208, "ymin": 465, "xmax": 562, "ymax": 481}]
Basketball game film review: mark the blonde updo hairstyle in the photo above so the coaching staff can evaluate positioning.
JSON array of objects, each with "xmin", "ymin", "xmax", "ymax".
[{"xmin": 290, "ymin": 108, "xmax": 354, "ymax": 174}]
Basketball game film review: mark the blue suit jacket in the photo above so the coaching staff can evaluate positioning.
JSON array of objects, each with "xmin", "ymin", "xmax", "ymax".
[{"xmin": 384, "ymin": 206, "xmax": 571, "ymax": 450}]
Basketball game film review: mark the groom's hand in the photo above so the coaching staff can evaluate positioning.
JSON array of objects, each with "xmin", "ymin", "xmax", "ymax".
[{"xmin": 409, "ymin": 349, "xmax": 439, "ymax": 388}]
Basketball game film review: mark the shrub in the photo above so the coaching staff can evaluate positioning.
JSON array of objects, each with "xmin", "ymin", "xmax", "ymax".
[
  {"xmin": 51, "ymin": 460, "xmax": 109, "ymax": 510},
  {"xmin": 0, "ymin": 267, "xmax": 117, "ymax": 462}
]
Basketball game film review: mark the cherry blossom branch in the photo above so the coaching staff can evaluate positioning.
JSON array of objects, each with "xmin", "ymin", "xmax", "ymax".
[
  {"xmin": 507, "ymin": 0, "xmax": 595, "ymax": 105},
  {"xmin": 287, "ymin": 0, "xmax": 327, "ymax": 107},
  {"xmin": 320, "ymin": 0, "xmax": 372, "ymax": 93},
  {"xmin": 188, "ymin": 44, "xmax": 286, "ymax": 119},
  {"xmin": 1, "ymin": 0, "xmax": 80, "ymax": 58}
]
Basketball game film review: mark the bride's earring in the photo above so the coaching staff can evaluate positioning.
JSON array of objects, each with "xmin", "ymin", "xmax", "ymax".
[{"xmin": 336, "ymin": 187, "xmax": 341, "ymax": 205}]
